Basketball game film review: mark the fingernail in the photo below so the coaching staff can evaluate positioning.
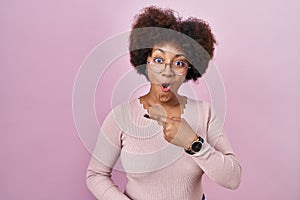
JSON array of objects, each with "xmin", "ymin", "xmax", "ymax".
[{"xmin": 143, "ymin": 114, "xmax": 150, "ymax": 119}]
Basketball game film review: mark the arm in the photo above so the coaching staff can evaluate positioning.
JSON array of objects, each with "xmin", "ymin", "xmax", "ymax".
[
  {"xmin": 191, "ymin": 133, "xmax": 242, "ymax": 189},
  {"xmin": 146, "ymin": 101, "xmax": 242, "ymax": 189},
  {"xmin": 86, "ymin": 111, "xmax": 131, "ymax": 200},
  {"xmin": 190, "ymin": 102, "xmax": 242, "ymax": 189}
]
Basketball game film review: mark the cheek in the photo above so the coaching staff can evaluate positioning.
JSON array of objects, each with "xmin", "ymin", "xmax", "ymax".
[
  {"xmin": 176, "ymin": 74, "xmax": 186, "ymax": 84},
  {"xmin": 176, "ymin": 79, "xmax": 185, "ymax": 87},
  {"xmin": 176, "ymin": 75, "xmax": 188, "ymax": 88},
  {"xmin": 172, "ymin": 78, "xmax": 185, "ymax": 90},
  {"xmin": 146, "ymin": 66, "xmax": 159, "ymax": 83}
]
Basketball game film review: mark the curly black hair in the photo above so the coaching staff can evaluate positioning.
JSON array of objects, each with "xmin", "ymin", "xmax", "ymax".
[{"xmin": 129, "ymin": 6, "xmax": 216, "ymax": 81}]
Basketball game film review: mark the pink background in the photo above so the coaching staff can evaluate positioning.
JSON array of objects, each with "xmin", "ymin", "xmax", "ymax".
[{"xmin": 1, "ymin": 0, "xmax": 300, "ymax": 199}]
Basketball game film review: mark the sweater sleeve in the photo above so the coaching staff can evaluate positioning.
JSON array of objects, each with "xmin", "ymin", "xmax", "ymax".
[
  {"xmin": 86, "ymin": 109, "xmax": 131, "ymax": 200},
  {"xmin": 191, "ymin": 102, "xmax": 242, "ymax": 190}
]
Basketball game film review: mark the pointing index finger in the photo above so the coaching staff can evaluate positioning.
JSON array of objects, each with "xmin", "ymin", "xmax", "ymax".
[
  {"xmin": 143, "ymin": 113, "xmax": 167, "ymax": 123},
  {"xmin": 143, "ymin": 114, "xmax": 181, "ymax": 123}
]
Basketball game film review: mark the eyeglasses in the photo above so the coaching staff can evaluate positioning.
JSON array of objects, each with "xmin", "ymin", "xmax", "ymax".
[{"xmin": 147, "ymin": 57, "xmax": 190, "ymax": 76}]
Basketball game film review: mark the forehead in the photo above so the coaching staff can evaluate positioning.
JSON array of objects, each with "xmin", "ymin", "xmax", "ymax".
[{"xmin": 152, "ymin": 43, "xmax": 185, "ymax": 56}]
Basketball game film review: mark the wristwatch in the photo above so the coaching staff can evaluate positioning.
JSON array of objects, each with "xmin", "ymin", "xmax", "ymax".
[{"xmin": 185, "ymin": 135, "xmax": 204, "ymax": 155}]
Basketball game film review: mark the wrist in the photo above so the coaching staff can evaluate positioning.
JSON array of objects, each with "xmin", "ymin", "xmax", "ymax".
[
  {"xmin": 184, "ymin": 134, "xmax": 199, "ymax": 150},
  {"xmin": 185, "ymin": 135, "xmax": 204, "ymax": 155}
]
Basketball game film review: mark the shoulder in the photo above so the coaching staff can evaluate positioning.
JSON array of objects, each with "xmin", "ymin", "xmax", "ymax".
[
  {"xmin": 185, "ymin": 98, "xmax": 215, "ymax": 128},
  {"xmin": 107, "ymin": 99, "xmax": 141, "ymax": 116},
  {"xmin": 186, "ymin": 97, "xmax": 212, "ymax": 112},
  {"xmin": 102, "ymin": 98, "xmax": 144, "ymax": 129}
]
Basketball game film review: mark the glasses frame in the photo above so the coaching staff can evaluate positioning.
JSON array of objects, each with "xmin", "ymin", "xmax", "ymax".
[{"xmin": 147, "ymin": 59, "xmax": 190, "ymax": 76}]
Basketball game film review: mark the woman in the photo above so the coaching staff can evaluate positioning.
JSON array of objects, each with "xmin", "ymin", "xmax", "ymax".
[{"xmin": 86, "ymin": 6, "xmax": 242, "ymax": 200}]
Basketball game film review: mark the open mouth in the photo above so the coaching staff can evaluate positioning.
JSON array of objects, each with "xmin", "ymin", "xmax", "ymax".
[{"xmin": 161, "ymin": 83, "xmax": 171, "ymax": 92}]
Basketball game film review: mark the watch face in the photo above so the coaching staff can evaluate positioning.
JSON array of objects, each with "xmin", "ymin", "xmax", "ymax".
[{"xmin": 191, "ymin": 141, "xmax": 202, "ymax": 152}]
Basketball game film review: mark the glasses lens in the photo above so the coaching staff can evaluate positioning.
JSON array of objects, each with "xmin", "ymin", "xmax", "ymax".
[
  {"xmin": 172, "ymin": 61, "xmax": 188, "ymax": 75},
  {"xmin": 149, "ymin": 62, "xmax": 165, "ymax": 73}
]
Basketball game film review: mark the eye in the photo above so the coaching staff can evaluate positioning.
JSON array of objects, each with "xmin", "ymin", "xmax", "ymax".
[
  {"xmin": 153, "ymin": 57, "xmax": 164, "ymax": 64},
  {"xmin": 173, "ymin": 61, "xmax": 187, "ymax": 67}
]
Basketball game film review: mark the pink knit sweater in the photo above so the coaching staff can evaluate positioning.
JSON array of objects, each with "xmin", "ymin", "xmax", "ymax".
[{"xmin": 86, "ymin": 98, "xmax": 242, "ymax": 200}]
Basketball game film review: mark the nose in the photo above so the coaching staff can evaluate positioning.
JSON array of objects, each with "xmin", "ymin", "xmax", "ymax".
[{"xmin": 162, "ymin": 63, "xmax": 174, "ymax": 77}]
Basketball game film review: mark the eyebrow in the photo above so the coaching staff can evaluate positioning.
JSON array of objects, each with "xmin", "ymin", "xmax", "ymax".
[{"xmin": 153, "ymin": 48, "xmax": 186, "ymax": 58}]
